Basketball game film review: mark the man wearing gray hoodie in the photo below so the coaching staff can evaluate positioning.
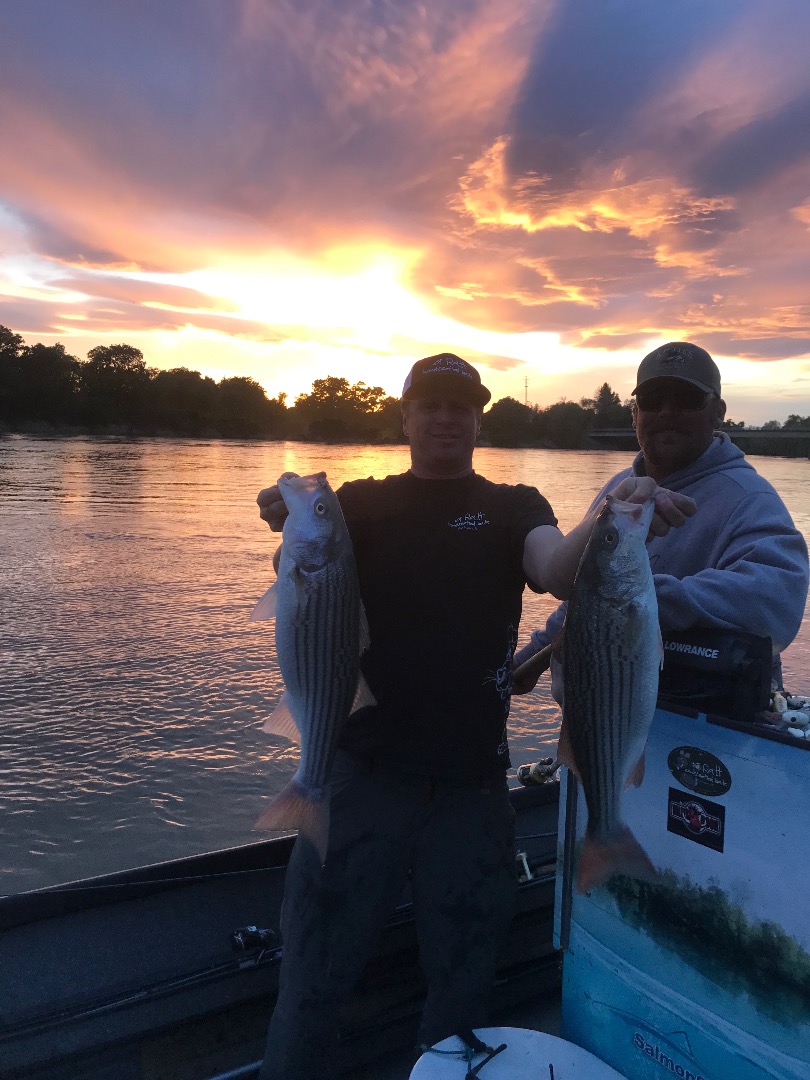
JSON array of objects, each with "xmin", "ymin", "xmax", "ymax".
[{"xmin": 513, "ymin": 342, "xmax": 809, "ymax": 690}]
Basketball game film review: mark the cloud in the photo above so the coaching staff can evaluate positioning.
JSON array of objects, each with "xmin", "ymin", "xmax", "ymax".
[
  {"xmin": 0, "ymin": 0, "xmax": 809, "ymax": 407},
  {"xmin": 412, "ymin": 0, "xmax": 810, "ymax": 363},
  {"xmin": 1, "ymin": 0, "xmax": 546, "ymax": 265}
]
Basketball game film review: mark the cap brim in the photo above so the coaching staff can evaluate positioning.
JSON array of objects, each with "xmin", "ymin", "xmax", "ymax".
[
  {"xmin": 632, "ymin": 375, "xmax": 718, "ymax": 396},
  {"xmin": 402, "ymin": 373, "xmax": 491, "ymax": 406}
]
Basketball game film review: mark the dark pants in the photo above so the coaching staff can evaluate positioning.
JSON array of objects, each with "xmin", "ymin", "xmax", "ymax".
[{"xmin": 258, "ymin": 750, "xmax": 516, "ymax": 1080}]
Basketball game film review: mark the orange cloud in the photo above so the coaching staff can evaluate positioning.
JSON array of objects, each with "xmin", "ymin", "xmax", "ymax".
[{"xmin": 456, "ymin": 136, "xmax": 736, "ymax": 250}]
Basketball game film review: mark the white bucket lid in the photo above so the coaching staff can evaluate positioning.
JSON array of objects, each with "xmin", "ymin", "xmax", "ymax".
[{"xmin": 410, "ymin": 1027, "xmax": 629, "ymax": 1079}]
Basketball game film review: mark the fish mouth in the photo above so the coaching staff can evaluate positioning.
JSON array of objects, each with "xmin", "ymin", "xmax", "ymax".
[
  {"xmin": 279, "ymin": 471, "xmax": 328, "ymax": 491},
  {"xmin": 605, "ymin": 493, "xmax": 655, "ymax": 527}
]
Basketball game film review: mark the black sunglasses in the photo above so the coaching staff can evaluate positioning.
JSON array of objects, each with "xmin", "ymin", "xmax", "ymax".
[{"xmin": 635, "ymin": 383, "xmax": 715, "ymax": 413}]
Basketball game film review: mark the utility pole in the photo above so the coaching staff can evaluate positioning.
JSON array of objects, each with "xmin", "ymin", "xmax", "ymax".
[{"xmin": 524, "ymin": 375, "xmax": 528, "ymax": 407}]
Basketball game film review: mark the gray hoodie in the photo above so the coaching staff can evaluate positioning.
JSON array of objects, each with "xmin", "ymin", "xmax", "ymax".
[{"xmin": 516, "ymin": 433, "xmax": 809, "ymax": 664}]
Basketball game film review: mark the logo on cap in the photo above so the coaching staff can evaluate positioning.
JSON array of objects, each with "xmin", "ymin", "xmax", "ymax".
[
  {"xmin": 659, "ymin": 352, "xmax": 690, "ymax": 370},
  {"xmin": 424, "ymin": 354, "xmax": 475, "ymax": 379},
  {"xmin": 402, "ymin": 352, "xmax": 491, "ymax": 405}
]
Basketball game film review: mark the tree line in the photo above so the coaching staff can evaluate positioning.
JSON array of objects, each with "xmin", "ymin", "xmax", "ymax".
[
  {"xmin": 5, "ymin": 323, "xmax": 789, "ymax": 447},
  {"xmin": 0, "ymin": 324, "xmax": 635, "ymax": 446},
  {"xmin": 0, "ymin": 326, "xmax": 288, "ymax": 440},
  {"xmin": 607, "ymin": 868, "xmax": 810, "ymax": 1020}
]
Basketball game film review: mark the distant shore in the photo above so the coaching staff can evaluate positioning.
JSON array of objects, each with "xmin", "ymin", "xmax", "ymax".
[{"xmin": 3, "ymin": 421, "xmax": 810, "ymax": 458}]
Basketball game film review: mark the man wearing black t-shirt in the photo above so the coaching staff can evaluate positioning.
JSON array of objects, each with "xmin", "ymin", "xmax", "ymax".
[{"xmin": 256, "ymin": 353, "xmax": 693, "ymax": 1080}]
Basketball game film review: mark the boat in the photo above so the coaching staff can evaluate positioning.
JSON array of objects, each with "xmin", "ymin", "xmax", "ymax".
[
  {"xmin": 5, "ymin": 629, "xmax": 806, "ymax": 1080},
  {"xmin": 0, "ymin": 780, "xmax": 562, "ymax": 1080}
]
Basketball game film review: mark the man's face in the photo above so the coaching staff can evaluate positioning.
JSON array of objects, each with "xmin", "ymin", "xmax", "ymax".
[
  {"xmin": 632, "ymin": 377, "xmax": 726, "ymax": 480},
  {"xmin": 402, "ymin": 395, "xmax": 481, "ymax": 479}
]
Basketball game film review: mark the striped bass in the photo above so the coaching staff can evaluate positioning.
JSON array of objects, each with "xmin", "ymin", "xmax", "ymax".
[
  {"xmin": 250, "ymin": 471, "xmax": 369, "ymax": 862},
  {"xmin": 558, "ymin": 493, "xmax": 662, "ymax": 893}
]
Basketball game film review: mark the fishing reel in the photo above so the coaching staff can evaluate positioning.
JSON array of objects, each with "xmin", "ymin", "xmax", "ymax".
[
  {"xmin": 517, "ymin": 757, "xmax": 558, "ymax": 786},
  {"xmin": 229, "ymin": 925, "xmax": 277, "ymax": 953}
]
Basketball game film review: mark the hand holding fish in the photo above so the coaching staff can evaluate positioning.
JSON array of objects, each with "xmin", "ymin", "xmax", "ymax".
[
  {"xmin": 258, "ymin": 477, "xmax": 297, "ymax": 573},
  {"xmin": 257, "ymin": 482, "xmax": 290, "ymax": 532},
  {"xmin": 523, "ymin": 478, "xmax": 694, "ymax": 602},
  {"xmin": 610, "ymin": 476, "xmax": 696, "ymax": 538}
]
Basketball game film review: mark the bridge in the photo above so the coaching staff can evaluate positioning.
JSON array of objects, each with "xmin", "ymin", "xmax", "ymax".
[{"xmin": 588, "ymin": 428, "xmax": 810, "ymax": 458}]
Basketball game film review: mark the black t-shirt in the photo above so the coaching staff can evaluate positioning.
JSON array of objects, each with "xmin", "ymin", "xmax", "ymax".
[{"xmin": 336, "ymin": 471, "xmax": 556, "ymax": 783}]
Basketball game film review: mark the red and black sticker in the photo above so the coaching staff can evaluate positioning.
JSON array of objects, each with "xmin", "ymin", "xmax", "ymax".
[{"xmin": 667, "ymin": 788, "xmax": 725, "ymax": 852}]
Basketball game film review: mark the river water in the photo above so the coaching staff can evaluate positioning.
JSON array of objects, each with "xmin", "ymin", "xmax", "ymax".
[{"xmin": 1, "ymin": 436, "xmax": 808, "ymax": 895}]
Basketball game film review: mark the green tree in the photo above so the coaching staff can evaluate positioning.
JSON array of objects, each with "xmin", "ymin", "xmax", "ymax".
[
  {"xmin": 293, "ymin": 376, "xmax": 398, "ymax": 441},
  {"xmin": 11, "ymin": 342, "xmax": 82, "ymax": 425},
  {"xmin": 215, "ymin": 376, "xmax": 285, "ymax": 438},
  {"xmin": 783, "ymin": 414, "xmax": 810, "ymax": 429},
  {"xmin": 543, "ymin": 400, "xmax": 594, "ymax": 448},
  {"xmin": 0, "ymin": 325, "xmax": 24, "ymax": 356},
  {"xmin": 81, "ymin": 343, "xmax": 150, "ymax": 427},
  {"xmin": 581, "ymin": 382, "xmax": 632, "ymax": 427},
  {"xmin": 482, "ymin": 397, "xmax": 536, "ymax": 447},
  {"xmin": 150, "ymin": 368, "xmax": 219, "ymax": 435},
  {"xmin": 760, "ymin": 420, "xmax": 782, "ymax": 430},
  {"xmin": 0, "ymin": 325, "xmax": 26, "ymax": 423}
]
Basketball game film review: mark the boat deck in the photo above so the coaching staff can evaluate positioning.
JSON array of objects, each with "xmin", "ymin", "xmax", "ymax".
[{"xmin": 1, "ymin": 784, "xmax": 562, "ymax": 1080}]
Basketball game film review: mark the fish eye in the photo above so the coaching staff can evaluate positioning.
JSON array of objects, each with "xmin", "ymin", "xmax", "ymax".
[
  {"xmin": 314, "ymin": 501, "xmax": 327, "ymax": 515},
  {"xmin": 603, "ymin": 528, "xmax": 618, "ymax": 547}
]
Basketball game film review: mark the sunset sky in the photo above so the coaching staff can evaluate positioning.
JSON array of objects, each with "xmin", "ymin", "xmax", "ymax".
[{"xmin": 2, "ymin": 0, "xmax": 810, "ymax": 424}]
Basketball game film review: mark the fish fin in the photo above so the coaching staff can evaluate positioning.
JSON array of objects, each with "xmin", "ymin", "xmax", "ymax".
[
  {"xmin": 250, "ymin": 583, "xmax": 278, "ymax": 621},
  {"xmin": 358, "ymin": 601, "xmax": 371, "ymax": 655},
  {"xmin": 350, "ymin": 672, "xmax": 377, "ymax": 714},
  {"xmin": 577, "ymin": 827, "xmax": 657, "ymax": 893},
  {"xmin": 261, "ymin": 693, "xmax": 301, "ymax": 743},
  {"xmin": 657, "ymin": 624, "xmax": 664, "ymax": 670},
  {"xmin": 626, "ymin": 750, "xmax": 646, "ymax": 789},
  {"xmin": 253, "ymin": 777, "xmax": 330, "ymax": 864},
  {"xmin": 555, "ymin": 711, "xmax": 581, "ymax": 782}
]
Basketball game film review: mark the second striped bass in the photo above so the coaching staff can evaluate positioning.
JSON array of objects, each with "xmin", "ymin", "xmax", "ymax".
[
  {"xmin": 558, "ymin": 494, "xmax": 662, "ymax": 893},
  {"xmin": 250, "ymin": 471, "xmax": 369, "ymax": 862}
]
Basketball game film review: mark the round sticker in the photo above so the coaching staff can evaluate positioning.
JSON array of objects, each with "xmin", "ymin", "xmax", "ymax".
[{"xmin": 667, "ymin": 746, "xmax": 732, "ymax": 796}]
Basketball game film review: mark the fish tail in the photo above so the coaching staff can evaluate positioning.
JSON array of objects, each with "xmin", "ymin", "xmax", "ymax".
[
  {"xmin": 576, "ymin": 827, "xmax": 657, "ymax": 893},
  {"xmin": 253, "ymin": 777, "xmax": 330, "ymax": 864}
]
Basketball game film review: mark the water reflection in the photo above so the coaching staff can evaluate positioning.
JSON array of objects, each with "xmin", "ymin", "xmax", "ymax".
[{"xmin": 1, "ymin": 436, "xmax": 807, "ymax": 893}]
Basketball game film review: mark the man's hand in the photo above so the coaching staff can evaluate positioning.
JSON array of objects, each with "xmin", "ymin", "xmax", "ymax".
[
  {"xmin": 611, "ymin": 476, "xmax": 696, "ymax": 539},
  {"xmin": 524, "ymin": 476, "xmax": 696, "ymax": 600},
  {"xmin": 257, "ymin": 485, "xmax": 288, "ymax": 532},
  {"xmin": 257, "ymin": 485, "xmax": 288, "ymax": 574}
]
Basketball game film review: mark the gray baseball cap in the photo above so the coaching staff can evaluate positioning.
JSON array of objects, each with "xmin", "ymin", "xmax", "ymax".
[{"xmin": 633, "ymin": 342, "xmax": 721, "ymax": 396}]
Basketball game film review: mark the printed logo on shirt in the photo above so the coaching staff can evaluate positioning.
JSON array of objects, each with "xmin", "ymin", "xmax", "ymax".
[{"xmin": 449, "ymin": 511, "xmax": 490, "ymax": 531}]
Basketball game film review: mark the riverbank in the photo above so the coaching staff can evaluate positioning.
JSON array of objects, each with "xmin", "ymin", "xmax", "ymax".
[
  {"xmin": 4, "ymin": 421, "xmax": 810, "ymax": 456},
  {"xmin": 589, "ymin": 426, "xmax": 810, "ymax": 458}
]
